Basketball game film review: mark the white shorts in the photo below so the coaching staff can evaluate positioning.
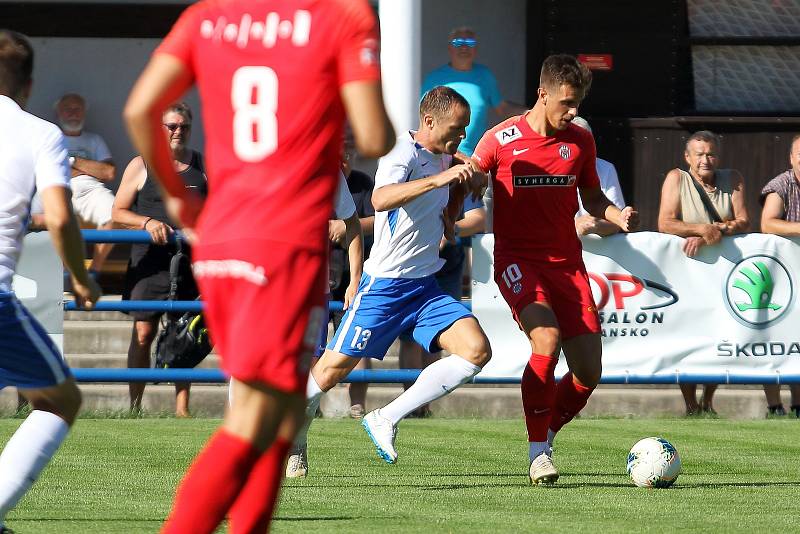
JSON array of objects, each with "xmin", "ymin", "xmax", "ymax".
[{"xmin": 71, "ymin": 176, "xmax": 114, "ymax": 226}]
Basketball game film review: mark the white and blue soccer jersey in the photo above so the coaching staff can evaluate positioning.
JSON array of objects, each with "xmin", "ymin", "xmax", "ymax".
[
  {"xmin": 0, "ymin": 95, "xmax": 72, "ymax": 389},
  {"xmin": 364, "ymin": 132, "xmax": 452, "ymax": 279},
  {"xmin": 328, "ymin": 132, "xmax": 473, "ymax": 360}
]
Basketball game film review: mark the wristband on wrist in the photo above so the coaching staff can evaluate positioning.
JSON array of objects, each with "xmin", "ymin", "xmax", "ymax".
[{"xmin": 142, "ymin": 217, "xmax": 152, "ymax": 229}]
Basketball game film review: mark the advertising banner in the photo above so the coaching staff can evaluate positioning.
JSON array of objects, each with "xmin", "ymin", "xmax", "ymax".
[{"xmin": 472, "ymin": 232, "xmax": 800, "ymax": 381}]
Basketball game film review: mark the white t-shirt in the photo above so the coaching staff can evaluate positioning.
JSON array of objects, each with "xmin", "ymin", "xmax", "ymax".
[
  {"xmin": 0, "ymin": 96, "xmax": 71, "ymax": 292},
  {"xmin": 62, "ymin": 131, "xmax": 112, "ymax": 198},
  {"xmin": 576, "ymin": 157, "xmax": 626, "ymax": 216},
  {"xmin": 364, "ymin": 132, "xmax": 450, "ymax": 279}
]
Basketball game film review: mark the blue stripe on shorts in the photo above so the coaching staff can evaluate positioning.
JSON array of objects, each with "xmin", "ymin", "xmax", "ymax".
[{"xmin": 0, "ymin": 292, "xmax": 70, "ymax": 390}]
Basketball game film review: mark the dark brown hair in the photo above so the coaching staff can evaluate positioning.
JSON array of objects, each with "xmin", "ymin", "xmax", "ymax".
[
  {"xmin": 540, "ymin": 54, "xmax": 592, "ymax": 94},
  {"xmin": 0, "ymin": 30, "xmax": 34, "ymax": 97}
]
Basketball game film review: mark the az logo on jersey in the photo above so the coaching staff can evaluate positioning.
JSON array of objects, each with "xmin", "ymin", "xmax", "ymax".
[
  {"xmin": 495, "ymin": 126, "xmax": 522, "ymax": 145},
  {"xmin": 559, "ymin": 144, "xmax": 571, "ymax": 160}
]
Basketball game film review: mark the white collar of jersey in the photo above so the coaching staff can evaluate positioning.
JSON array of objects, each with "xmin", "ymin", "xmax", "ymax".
[{"xmin": 0, "ymin": 95, "xmax": 20, "ymax": 110}]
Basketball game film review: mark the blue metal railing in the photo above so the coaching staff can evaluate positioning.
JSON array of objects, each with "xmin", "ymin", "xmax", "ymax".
[
  {"xmin": 68, "ymin": 230, "xmax": 798, "ymax": 386},
  {"xmin": 69, "ymin": 368, "xmax": 800, "ymax": 385}
]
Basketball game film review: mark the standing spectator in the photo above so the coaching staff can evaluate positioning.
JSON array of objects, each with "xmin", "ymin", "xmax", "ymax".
[
  {"xmin": 571, "ymin": 116, "xmax": 626, "ymax": 236},
  {"xmin": 124, "ymin": 0, "xmax": 393, "ymax": 531},
  {"xmin": 113, "ymin": 102, "xmax": 206, "ymax": 418},
  {"xmin": 330, "ymin": 140, "xmax": 375, "ymax": 419},
  {"xmin": 55, "ymin": 93, "xmax": 116, "ymax": 277},
  {"xmin": 0, "ymin": 30, "xmax": 100, "ymax": 533},
  {"xmin": 657, "ymin": 130, "xmax": 750, "ymax": 415},
  {"xmin": 421, "ymin": 26, "xmax": 525, "ymax": 158},
  {"xmin": 759, "ymin": 133, "xmax": 800, "ymax": 418}
]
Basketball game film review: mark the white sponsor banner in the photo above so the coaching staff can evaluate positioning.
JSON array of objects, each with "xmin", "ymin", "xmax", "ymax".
[{"xmin": 472, "ymin": 232, "xmax": 800, "ymax": 380}]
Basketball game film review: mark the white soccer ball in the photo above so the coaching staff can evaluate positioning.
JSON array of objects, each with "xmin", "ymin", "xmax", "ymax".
[{"xmin": 626, "ymin": 437, "xmax": 681, "ymax": 488}]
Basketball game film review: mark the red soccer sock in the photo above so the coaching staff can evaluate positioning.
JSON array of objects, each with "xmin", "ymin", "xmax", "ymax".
[
  {"xmin": 521, "ymin": 353, "xmax": 558, "ymax": 442},
  {"xmin": 228, "ymin": 437, "xmax": 292, "ymax": 534},
  {"xmin": 549, "ymin": 372, "xmax": 594, "ymax": 435},
  {"xmin": 161, "ymin": 430, "xmax": 261, "ymax": 534}
]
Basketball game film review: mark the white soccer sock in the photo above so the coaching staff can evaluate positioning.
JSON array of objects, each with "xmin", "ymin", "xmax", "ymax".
[
  {"xmin": 529, "ymin": 441, "xmax": 552, "ymax": 462},
  {"xmin": 293, "ymin": 373, "xmax": 325, "ymax": 448},
  {"xmin": 0, "ymin": 410, "xmax": 70, "ymax": 523},
  {"xmin": 380, "ymin": 355, "xmax": 481, "ymax": 425}
]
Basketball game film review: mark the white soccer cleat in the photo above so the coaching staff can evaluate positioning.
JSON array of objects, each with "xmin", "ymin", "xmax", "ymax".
[
  {"xmin": 529, "ymin": 452, "xmax": 559, "ymax": 485},
  {"xmin": 362, "ymin": 410, "xmax": 398, "ymax": 464},
  {"xmin": 285, "ymin": 445, "xmax": 308, "ymax": 478}
]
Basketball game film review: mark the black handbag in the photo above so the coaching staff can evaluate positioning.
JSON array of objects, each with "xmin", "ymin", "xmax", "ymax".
[{"xmin": 154, "ymin": 241, "xmax": 212, "ymax": 369}]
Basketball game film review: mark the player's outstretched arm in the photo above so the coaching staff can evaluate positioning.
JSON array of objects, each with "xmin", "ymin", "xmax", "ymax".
[
  {"xmin": 40, "ymin": 185, "xmax": 101, "ymax": 308},
  {"xmin": 372, "ymin": 164, "xmax": 474, "ymax": 212},
  {"xmin": 341, "ymin": 81, "xmax": 395, "ymax": 159}
]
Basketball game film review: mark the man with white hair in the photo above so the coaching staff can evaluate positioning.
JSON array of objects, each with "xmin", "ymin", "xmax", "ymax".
[{"xmin": 55, "ymin": 92, "xmax": 116, "ymax": 277}]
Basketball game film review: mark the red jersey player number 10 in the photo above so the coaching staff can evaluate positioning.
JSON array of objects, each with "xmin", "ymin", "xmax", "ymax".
[{"xmin": 232, "ymin": 66, "xmax": 278, "ymax": 162}]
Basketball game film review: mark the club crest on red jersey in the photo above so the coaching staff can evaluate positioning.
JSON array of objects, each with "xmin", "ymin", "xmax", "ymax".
[{"xmin": 559, "ymin": 144, "xmax": 571, "ymax": 160}]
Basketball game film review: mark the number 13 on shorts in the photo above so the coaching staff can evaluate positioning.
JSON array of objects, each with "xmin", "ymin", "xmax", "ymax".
[{"xmin": 350, "ymin": 326, "xmax": 372, "ymax": 351}]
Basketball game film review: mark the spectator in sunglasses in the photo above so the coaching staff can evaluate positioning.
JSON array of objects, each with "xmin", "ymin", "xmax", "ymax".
[{"xmin": 421, "ymin": 26, "xmax": 526, "ymax": 158}]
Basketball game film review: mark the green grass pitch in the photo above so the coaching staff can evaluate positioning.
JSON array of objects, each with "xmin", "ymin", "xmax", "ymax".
[{"xmin": 2, "ymin": 416, "xmax": 799, "ymax": 533}]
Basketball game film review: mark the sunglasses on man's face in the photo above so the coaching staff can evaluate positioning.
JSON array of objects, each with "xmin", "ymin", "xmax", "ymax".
[
  {"xmin": 450, "ymin": 37, "xmax": 477, "ymax": 48},
  {"xmin": 163, "ymin": 123, "xmax": 191, "ymax": 132}
]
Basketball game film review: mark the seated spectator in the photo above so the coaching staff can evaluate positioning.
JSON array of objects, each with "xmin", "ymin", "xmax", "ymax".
[
  {"xmin": 571, "ymin": 116, "xmax": 626, "ymax": 236},
  {"xmin": 55, "ymin": 93, "xmax": 116, "ymax": 278},
  {"xmin": 329, "ymin": 140, "xmax": 375, "ymax": 419},
  {"xmin": 112, "ymin": 102, "xmax": 207, "ymax": 417},
  {"xmin": 658, "ymin": 130, "xmax": 750, "ymax": 415},
  {"xmin": 759, "ymin": 133, "xmax": 800, "ymax": 418}
]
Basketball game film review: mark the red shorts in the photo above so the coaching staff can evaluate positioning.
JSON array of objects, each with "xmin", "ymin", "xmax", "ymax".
[
  {"xmin": 494, "ymin": 257, "xmax": 600, "ymax": 340},
  {"xmin": 193, "ymin": 239, "xmax": 327, "ymax": 394}
]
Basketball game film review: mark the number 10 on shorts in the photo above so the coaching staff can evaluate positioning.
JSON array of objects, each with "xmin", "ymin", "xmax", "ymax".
[{"xmin": 501, "ymin": 263, "xmax": 522, "ymax": 288}]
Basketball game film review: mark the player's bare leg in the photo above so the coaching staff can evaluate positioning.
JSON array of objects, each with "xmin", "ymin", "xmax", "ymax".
[
  {"xmin": 127, "ymin": 318, "xmax": 157, "ymax": 414},
  {"xmin": 0, "ymin": 380, "xmax": 81, "ymax": 527},
  {"xmin": 364, "ymin": 317, "xmax": 490, "ymax": 463},
  {"xmin": 162, "ymin": 379, "xmax": 303, "ymax": 534},
  {"xmin": 287, "ymin": 350, "xmax": 360, "ymax": 478},
  {"xmin": 516, "ymin": 302, "xmax": 561, "ymax": 484}
]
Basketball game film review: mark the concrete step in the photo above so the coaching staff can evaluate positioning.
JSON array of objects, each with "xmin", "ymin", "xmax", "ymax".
[
  {"xmin": 0, "ymin": 384, "xmax": 789, "ymax": 420},
  {"xmin": 64, "ymin": 353, "xmax": 224, "ymax": 369},
  {"xmin": 64, "ymin": 321, "xmax": 134, "ymax": 354},
  {"xmin": 64, "ymin": 310, "xmax": 130, "ymax": 321}
]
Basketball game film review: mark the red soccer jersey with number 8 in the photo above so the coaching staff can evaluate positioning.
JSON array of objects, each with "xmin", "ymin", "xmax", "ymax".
[{"xmin": 156, "ymin": 0, "xmax": 380, "ymax": 256}]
